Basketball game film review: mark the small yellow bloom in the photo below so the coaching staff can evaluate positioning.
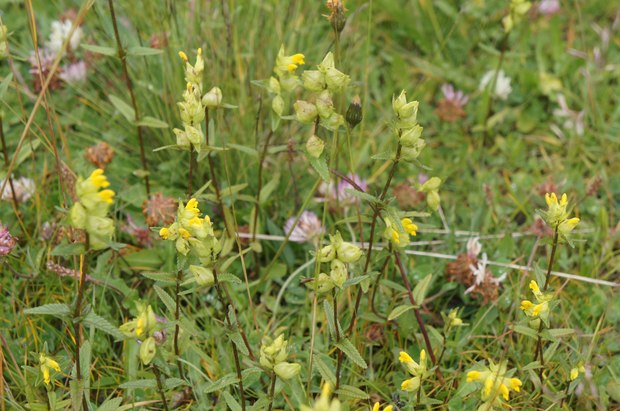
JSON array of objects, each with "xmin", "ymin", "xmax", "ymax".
[
  {"xmin": 391, "ymin": 229, "xmax": 400, "ymax": 244},
  {"xmin": 466, "ymin": 370, "xmax": 480, "ymax": 382},
  {"xmin": 419, "ymin": 349, "xmax": 426, "ymax": 363},
  {"xmin": 509, "ymin": 378, "xmax": 522, "ymax": 392},
  {"xmin": 178, "ymin": 51, "xmax": 188, "ymax": 61},
  {"xmin": 399, "ymin": 351, "xmax": 413, "ymax": 364},
  {"xmin": 401, "ymin": 377, "xmax": 420, "ymax": 392},
  {"xmin": 402, "ymin": 218, "xmax": 418, "ymax": 236},
  {"xmin": 179, "ymin": 228, "xmax": 191, "ymax": 239},
  {"xmin": 89, "ymin": 168, "xmax": 110, "ymax": 188},
  {"xmin": 520, "ymin": 300, "xmax": 532, "ymax": 310},
  {"xmin": 292, "ymin": 54, "xmax": 305, "ymax": 65},
  {"xmin": 499, "ymin": 383, "xmax": 510, "ymax": 400},
  {"xmin": 39, "ymin": 353, "xmax": 61, "ymax": 386},
  {"xmin": 529, "ymin": 280, "xmax": 540, "ymax": 294},
  {"xmin": 159, "ymin": 227, "xmax": 170, "ymax": 239},
  {"xmin": 98, "ymin": 189, "xmax": 115, "ymax": 204}
]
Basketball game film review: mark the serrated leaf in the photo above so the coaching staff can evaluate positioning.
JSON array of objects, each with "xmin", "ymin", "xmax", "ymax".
[
  {"xmin": 388, "ymin": 304, "xmax": 416, "ymax": 321},
  {"xmin": 97, "ymin": 397, "xmax": 123, "ymax": 411},
  {"xmin": 371, "ymin": 150, "xmax": 395, "ymax": 160},
  {"xmin": 546, "ymin": 328, "xmax": 575, "ymax": 338},
  {"xmin": 342, "ymin": 274, "xmax": 369, "ymax": 288},
  {"xmin": 307, "ymin": 154, "xmax": 330, "ymax": 182},
  {"xmin": 512, "ymin": 324, "xmax": 538, "ymax": 339},
  {"xmin": 81, "ymin": 44, "xmax": 116, "ymax": 56},
  {"xmin": 24, "ymin": 303, "xmax": 71, "ymax": 318},
  {"xmin": 119, "ymin": 379, "xmax": 157, "ymax": 389},
  {"xmin": 83, "ymin": 311, "xmax": 125, "ymax": 340},
  {"xmin": 51, "ymin": 243, "xmax": 85, "ymax": 256},
  {"xmin": 204, "ymin": 373, "xmax": 239, "ymax": 394},
  {"xmin": 336, "ymin": 384, "xmax": 370, "ymax": 400},
  {"xmin": 109, "ymin": 95, "xmax": 135, "ymax": 122},
  {"xmin": 412, "ymin": 273, "xmax": 433, "ymax": 305},
  {"xmin": 140, "ymin": 271, "xmax": 177, "ymax": 284},
  {"xmin": 154, "ymin": 285, "xmax": 176, "ymax": 315},
  {"xmin": 334, "ymin": 338, "xmax": 367, "ymax": 369},
  {"xmin": 228, "ymin": 331, "xmax": 249, "ymax": 356},
  {"xmin": 126, "ymin": 46, "xmax": 164, "ymax": 56},
  {"xmin": 217, "ymin": 273, "xmax": 242, "ymax": 284},
  {"xmin": 313, "ymin": 354, "xmax": 336, "ymax": 386},
  {"xmin": 135, "ymin": 116, "xmax": 168, "ymax": 129},
  {"xmin": 323, "ymin": 300, "xmax": 336, "ymax": 338},
  {"xmin": 344, "ymin": 188, "xmax": 378, "ymax": 203}
]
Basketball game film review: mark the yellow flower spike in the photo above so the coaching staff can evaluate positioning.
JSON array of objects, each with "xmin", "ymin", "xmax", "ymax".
[
  {"xmin": 98, "ymin": 189, "xmax": 115, "ymax": 204},
  {"xmin": 189, "ymin": 216, "xmax": 202, "ymax": 226},
  {"xmin": 39, "ymin": 353, "xmax": 61, "ymax": 386},
  {"xmin": 499, "ymin": 384, "xmax": 510, "ymax": 401},
  {"xmin": 159, "ymin": 227, "xmax": 170, "ymax": 239},
  {"xmin": 509, "ymin": 378, "xmax": 522, "ymax": 392},
  {"xmin": 179, "ymin": 51, "xmax": 188, "ymax": 61},
  {"xmin": 89, "ymin": 168, "xmax": 110, "ymax": 188},
  {"xmin": 529, "ymin": 280, "xmax": 540, "ymax": 294},
  {"xmin": 466, "ymin": 370, "xmax": 480, "ymax": 382},
  {"xmin": 399, "ymin": 351, "xmax": 413, "ymax": 364},
  {"xmin": 179, "ymin": 228, "xmax": 191, "ymax": 239},
  {"xmin": 532, "ymin": 303, "xmax": 543, "ymax": 316},
  {"xmin": 401, "ymin": 377, "xmax": 417, "ymax": 391}
]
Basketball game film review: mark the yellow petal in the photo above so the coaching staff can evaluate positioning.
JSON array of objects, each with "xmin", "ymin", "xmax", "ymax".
[
  {"xmin": 399, "ymin": 351, "xmax": 413, "ymax": 364},
  {"xmin": 499, "ymin": 383, "xmax": 510, "ymax": 400},
  {"xmin": 570, "ymin": 368, "xmax": 579, "ymax": 380},
  {"xmin": 520, "ymin": 300, "xmax": 533, "ymax": 311},
  {"xmin": 178, "ymin": 51, "xmax": 188, "ymax": 61},
  {"xmin": 529, "ymin": 280, "xmax": 540, "ymax": 294},
  {"xmin": 466, "ymin": 370, "xmax": 480, "ymax": 382},
  {"xmin": 509, "ymin": 378, "xmax": 522, "ymax": 392},
  {"xmin": 159, "ymin": 227, "xmax": 170, "ymax": 239},
  {"xmin": 372, "ymin": 403, "xmax": 380, "ymax": 411}
]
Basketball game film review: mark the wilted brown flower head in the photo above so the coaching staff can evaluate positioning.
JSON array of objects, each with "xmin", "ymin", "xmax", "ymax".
[
  {"xmin": 326, "ymin": 0, "xmax": 347, "ymax": 33},
  {"xmin": 435, "ymin": 84, "xmax": 469, "ymax": 122},
  {"xmin": 85, "ymin": 142, "xmax": 115, "ymax": 169},
  {"xmin": 142, "ymin": 193, "xmax": 177, "ymax": 227},
  {"xmin": 393, "ymin": 182, "xmax": 425, "ymax": 209},
  {"xmin": 28, "ymin": 48, "xmax": 63, "ymax": 92},
  {"xmin": 536, "ymin": 178, "xmax": 558, "ymax": 197},
  {"xmin": 0, "ymin": 224, "xmax": 17, "ymax": 256}
]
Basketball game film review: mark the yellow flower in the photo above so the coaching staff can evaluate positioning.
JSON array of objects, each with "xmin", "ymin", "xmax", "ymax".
[
  {"xmin": 402, "ymin": 218, "xmax": 418, "ymax": 236},
  {"xmin": 275, "ymin": 46, "xmax": 305, "ymax": 76},
  {"xmin": 159, "ymin": 227, "xmax": 170, "ymax": 239},
  {"xmin": 39, "ymin": 353, "xmax": 61, "ymax": 386},
  {"xmin": 372, "ymin": 403, "xmax": 393, "ymax": 411},
  {"xmin": 558, "ymin": 217, "xmax": 580, "ymax": 236},
  {"xmin": 98, "ymin": 189, "xmax": 115, "ymax": 204},
  {"xmin": 401, "ymin": 377, "xmax": 420, "ymax": 392},
  {"xmin": 399, "ymin": 350, "xmax": 426, "ymax": 392},
  {"xmin": 521, "ymin": 280, "xmax": 553, "ymax": 322},
  {"xmin": 467, "ymin": 370, "xmax": 481, "ymax": 382},
  {"xmin": 570, "ymin": 364, "xmax": 585, "ymax": 381},
  {"xmin": 467, "ymin": 361, "xmax": 522, "ymax": 407},
  {"xmin": 178, "ymin": 51, "xmax": 188, "ymax": 61}
]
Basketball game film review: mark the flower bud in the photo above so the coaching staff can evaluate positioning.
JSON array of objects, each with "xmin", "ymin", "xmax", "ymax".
[
  {"xmin": 420, "ymin": 177, "xmax": 442, "ymax": 193},
  {"xmin": 69, "ymin": 202, "xmax": 87, "ymax": 229},
  {"xmin": 189, "ymin": 265, "xmax": 215, "ymax": 287},
  {"xmin": 400, "ymin": 139, "xmax": 426, "ymax": 162},
  {"xmin": 330, "ymin": 259, "xmax": 348, "ymax": 288},
  {"xmin": 268, "ymin": 76, "xmax": 281, "ymax": 94},
  {"xmin": 426, "ymin": 190, "xmax": 440, "ymax": 211},
  {"xmin": 320, "ymin": 112, "xmax": 345, "ymax": 130},
  {"xmin": 325, "ymin": 67, "xmax": 350, "ymax": 92},
  {"xmin": 272, "ymin": 95, "xmax": 285, "ymax": 117},
  {"xmin": 302, "ymin": 70, "xmax": 326, "ymax": 91},
  {"xmin": 202, "ymin": 86, "xmax": 223, "ymax": 108},
  {"xmin": 399, "ymin": 125, "xmax": 423, "ymax": 147},
  {"xmin": 294, "ymin": 100, "xmax": 318, "ymax": 123},
  {"xmin": 306, "ymin": 135, "xmax": 325, "ymax": 158},
  {"xmin": 317, "ymin": 244, "xmax": 336, "ymax": 262},
  {"xmin": 315, "ymin": 90, "xmax": 335, "ymax": 119},
  {"xmin": 314, "ymin": 272, "xmax": 335, "ymax": 293},
  {"xmin": 345, "ymin": 96, "xmax": 362, "ymax": 129},
  {"xmin": 335, "ymin": 238, "xmax": 362, "ymax": 263},
  {"xmin": 139, "ymin": 337, "xmax": 157, "ymax": 365},
  {"xmin": 274, "ymin": 362, "xmax": 301, "ymax": 380}
]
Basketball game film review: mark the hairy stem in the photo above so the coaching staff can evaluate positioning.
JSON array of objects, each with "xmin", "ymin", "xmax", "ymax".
[
  {"xmin": 266, "ymin": 372, "xmax": 277, "ymax": 411},
  {"xmin": 153, "ymin": 364, "xmax": 170, "ymax": 411},
  {"xmin": 174, "ymin": 269, "xmax": 185, "ymax": 380}
]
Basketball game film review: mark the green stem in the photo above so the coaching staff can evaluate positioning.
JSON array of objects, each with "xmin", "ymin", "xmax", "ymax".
[
  {"xmin": 153, "ymin": 364, "xmax": 170, "ymax": 411},
  {"xmin": 266, "ymin": 372, "xmax": 277, "ymax": 411},
  {"xmin": 174, "ymin": 269, "xmax": 185, "ymax": 380},
  {"xmin": 73, "ymin": 234, "xmax": 90, "ymax": 411}
]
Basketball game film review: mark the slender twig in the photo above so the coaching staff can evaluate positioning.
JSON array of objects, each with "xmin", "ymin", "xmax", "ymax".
[
  {"xmin": 212, "ymin": 268, "xmax": 246, "ymax": 411},
  {"xmin": 73, "ymin": 234, "xmax": 90, "ymax": 411},
  {"xmin": 394, "ymin": 250, "xmax": 443, "ymax": 383},
  {"xmin": 108, "ymin": 0, "xmax": 150, "ymax": 196},
  {"xmin": 0, "ymin": 117, "xmax": 20, "ymax": 213},
  {"xmin": 266, "ymin": 372, "xmax": 277, "ymax": 411},
  {"xmin": 174, "ymin": 269, "xmax": 186, "ymax": 380},
  {"xmin": 153, "ymin": 365, "xmax": 170, "ymax": 411}
]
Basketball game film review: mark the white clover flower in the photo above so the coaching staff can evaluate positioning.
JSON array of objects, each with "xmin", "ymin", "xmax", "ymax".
[
  {"xmin": 465, "ymin": 253, "xmax": 507, "ymax": 295},
  {"xmin": 60, "ymin": 61, "xmax": 87, "ymax": 84},
  {"xmin": 479, "ymin": 70, "xmax": 512, "ymax": 100},
  {"xmin": 284, "ymin": 211, "xmax": 323, "ymax": 244},
  {"xmin": 48, "ymin": 19, "xmax": 83, "ymax": 55},
  {"xmin": 553, "ymin": 94, "xmax": 585, "ymax": 136},
  {"xmin": 0, "ymin": 176, "xmax": 35, "ymax": 203}
]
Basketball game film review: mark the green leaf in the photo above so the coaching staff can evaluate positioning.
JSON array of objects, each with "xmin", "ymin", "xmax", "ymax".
[
  {"xmin": 334, "ymin": 338, "xmax": 367, "ymax": 369},
  {"xmin": 217, "ymin": 273, "xmax": 243, "ymax": 285},
  {"xmin": 336, "ymin": 384, "xmax": 370, "ymax": 400},
  {"xmin": 343, "ymin": 188, "xmax": 378, "ymax": 204},
  {"xmin": 307, "ymin": 153, "xmax": 330, "ymax": 182},
  {"xmin": 109, "ymin": 95, "xmax": 135, "ymax": 122},
  {"xmin": 81, "ymin": 44, "xmax": 116, "ymax": 56},
  {"xmin": 388, "ymin": 304, "xmax": 416, "ymax": 321},
  {"xmin": 140, "ymin": 271, "xmax": 177, "ymax": 285},
  {"xmin": 546, "ymin": 328, "xmax": 575, "ymax": 338},
  {"xmin": 323, "ymin": 300, "xmax": 337, "ymax": 338},
  {"xmin": 126, "ymin": 46, "xmax": 164, "ymax": 56},
  {"xmin": 371, "ymin": 150, "xmax": 394, "ymax": 160},
  {"xmin": 154, "ymin": 285, "xmax": 176, "ymax": 315},
  {"xmin": 51, "ymin": 243, "xmax": 85, "ymax": 256},
  {"xmin": 135, "ymin": 116, "xmax": 168, "ymax": 128},
  {"xmin": 119, "ymin": 379, "xmax": 157, "ymax": 389},
  {"xmin": 165, "ymin": 378, "xmax": 186, "ymax": 389},
  {"xmin": 204, "ymin": 373, "xmax": 239, "ymax": 394},
  {"xmin": 227, "ymin": 143, "xmax": 258, "ymax": 157},
  {"xmin": 0, "ymin": 73, "xmax": 13, "ymax": 99},
  {"xmin": 222, "ymin": 391, "xmax": 242, "ymax": 411},
  {"xmin": 512, "ymin": 324, "xmax": 538, "ymax": 339},
  {"xmin": 413, "ymin": 273, "xmax": 433, "ymax": 305},
  {"xmin": 83, "ymin": 311, "xmax": 125, "ymax": 340},
  {"xmin": 228, "ymin": 331, "xmax": 249, "ymax": 356},
  {"xmin": 97, "ymin": 397, "xmax": 123, "ymax": 411},
  {"xmin": 24, "ymin": 303, "xmax": 71, "ymax": 318},
  {"xmin": 313, "ymin": 354, "xmax": 336, "ymax": 386}
]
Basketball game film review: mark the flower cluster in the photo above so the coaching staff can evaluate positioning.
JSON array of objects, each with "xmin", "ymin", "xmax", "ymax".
[
  {"xmin": 300, "ymin": 383, "xmax": 341, "ymax": 411},
  {"xmin": 399, "ymin": 350, "xmax": 428, "ymax": 393},
  {"xmin": 0, "ymin": 176, "xmax": 35, "ymax": 203},
  {"xmin": 466, "ymin": 360, "xmax": 522, "ymax": 410},
  {"xmin": 269, "ymin": 46, "xmax": 305, "ymax": 118},
  {"xmin": 119, "ymin": 303, "xmax": 160, "ymax": 365},
  {"xmin": 540, "ymin": 192, "xmax": 580, "ymax": 240},
  {"xmin": 284, "ymin": 210, "xmax": 323, "ymax": 244},
  {"xmin": 479, "ymin": 70, "xmax": 512, "ymax": 101},
  {"xmin": 173, "ymin": 49, "xmax": 222, "ymax": 151},
  {"xmin": 419, "ymin": 176, "xmax": 442, "ymax": 211},
  {"xmin": 383, "ymin": 216, "xmax": 418, "ymax": 248},
  {"xmin": 294, "ymin": 52, "xmax": 350, "ymax": 130},
  {"xmin": 309, "ymin": 231, "xmax": 363, "ymax": 292},
  {"xmin": 0, "ymin": 223, "xmax": 17, "ymax": 256},
  {"xmin": 435, "ymin": 84, "xmax": 469, "ymax": 122},
  {"xmin": 159, "ymin": 198, "xmax": 221, "ymax": 264},
  {"xmin": 39, "ymin": 353, "xmax": 61, "ymax": 386},
  {"xmin": 392, "ymin": 90, "xmax": 426, "ymax": 162},
  {"xmin": 259, "ymin": 334, "xmax": 301, "ymax": 380},
  {"xmin": 520, "ymin": 280, "xmax": 553, "ymax": 327},
  {"xmin": 69, "ymin": 169, "xmax": 115, "ymax": 250}
]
